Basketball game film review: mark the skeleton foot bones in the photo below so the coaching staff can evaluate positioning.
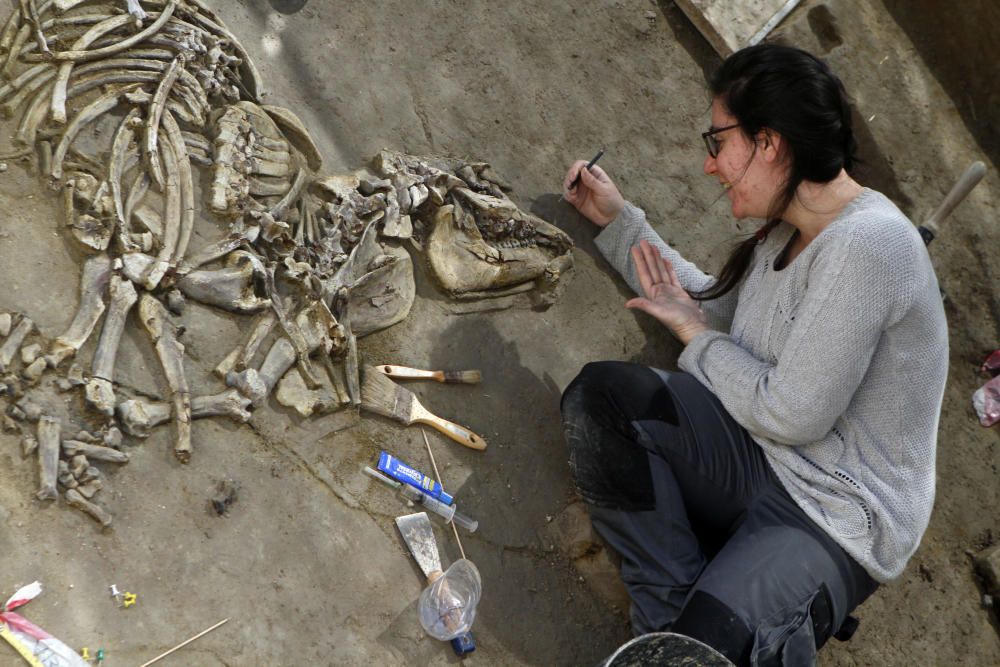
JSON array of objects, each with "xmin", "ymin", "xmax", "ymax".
[{"xmin": 0, "ymin": 1, "xmax": 574, "ymax": 526}]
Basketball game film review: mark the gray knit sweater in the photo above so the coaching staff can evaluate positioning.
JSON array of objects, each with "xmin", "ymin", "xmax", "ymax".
[{"xmin": 595, "ymin": 189, "xmax": 948, "ymax": 582}]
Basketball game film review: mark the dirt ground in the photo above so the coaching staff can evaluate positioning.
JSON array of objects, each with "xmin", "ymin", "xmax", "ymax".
[{"xmin": 1, "ymin": 0, "xmax": 998, "ymax": 665}]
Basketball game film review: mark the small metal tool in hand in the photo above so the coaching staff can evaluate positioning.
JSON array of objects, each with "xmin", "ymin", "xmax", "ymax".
[{"xmin": 568, "ymin": 148, "xmax": 605, "ymax": 191}]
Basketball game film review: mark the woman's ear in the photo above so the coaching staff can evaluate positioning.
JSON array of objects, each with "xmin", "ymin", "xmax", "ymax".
[{"xmin": 759, "ymin": 129, "xmax": 784, "ymax": 162}]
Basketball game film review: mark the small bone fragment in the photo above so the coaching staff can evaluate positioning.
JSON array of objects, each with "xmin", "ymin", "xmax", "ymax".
[
  {"xmin": 48, "ymin": 254, "xmax": 111, "ymax": 367},
  {"xmin": 22, "ymin": 358, "xmax": 46, "ymax": 382},
  {"xmin": 262, "ymin": 105, "xmax": 322, "ymax": 170},
  {"xmin": 65, "ymin": 488, "xmax": 112, "ymax": 527},
  {"xmin": 7, "ymin": 404, "xmax": 25, "ymax": 421},
  {"xmin": 0, "ymin": 312, "xmax": 11, "ymax": 336},
  {"xmin": 58, "ymin": 465, "xmax": 77, "ymax": 490},
  {"xmin": 276, "ymin": 368, "xmax": 340, "ymax": 417},
  {"xmin": 214, "ymin": 310, "xmax": 276, "ymax": 378},
  {"xmin": 20, "ymin": 343, "xmax": 40, "ymax": 364},
  {"xmin": 70, "ymin": 454, "xmax": 88, "ymax": 479},
  {"xmin": 126, "ymin": 0, "xmax": 146, "ymax": 21},
  {"xmin": 116, "ymin": 389, "xmax": 252, "ymax": 437},
  {"xmin": 22, "ymin": 432, "xmax": 38, "ymax": 457},
  {"xmin": 76, "ymin": 478, "xmax": 102, "ymax": 499},
  {"xmin": 86, "ymin": 275, "xmax": 138, "ymax": 416},
  {"xmin": 62, "ymin": 439, "xmax": 129, "ymax": 463},
  {"xmin": 2, "ymin": 414, "xmax": 19, "ymax": 432},
  {"xmin": 15, "ymin": 398, "xmax": 41, "ymax": 422},
  {"xmin": 138, "ymin": 294, "xmax": 192, "ymax": 462},
  {"xmin": 0, "ymin": 315, "xmax": 34, "ymax": 372},
  {"xmin": 36, "ymin": 416, "xmax": 60, "ymax": 501},
  {"xmin": 227, "ymin": 336, "xmax": 296, "ymax": 407},
  {"xmin": 78, "ymin": 466, "xmax": 101, "ymax": 484},
  {"xmin": 181, "ymin": 224, "xmax": 260, "ymax": 270}
]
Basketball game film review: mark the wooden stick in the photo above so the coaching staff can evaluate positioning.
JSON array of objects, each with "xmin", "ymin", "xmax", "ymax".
[
  {"xmin": 139, "ymin": 618, "xmax": 230, "ymax": 667},
  {"xmin": 422, "ymin": 428, "xmax": 466, "ymax": 560}
]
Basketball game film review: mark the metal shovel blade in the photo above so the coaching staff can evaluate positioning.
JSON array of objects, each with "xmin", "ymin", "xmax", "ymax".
[{"xmin": 395, "ymin": 512, "xmax": 441, "ymax": 579}]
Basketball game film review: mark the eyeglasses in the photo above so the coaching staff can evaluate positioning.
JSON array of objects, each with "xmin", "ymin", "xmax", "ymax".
[{"xmin": 701, "ymin": 123, "xmax": 740, "ymax": 158}]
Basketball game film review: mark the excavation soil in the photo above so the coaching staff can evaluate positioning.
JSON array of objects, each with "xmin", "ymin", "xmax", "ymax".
[{"xmin": 1, "ymin": 1, "xmax": 998, "ymax": 665}]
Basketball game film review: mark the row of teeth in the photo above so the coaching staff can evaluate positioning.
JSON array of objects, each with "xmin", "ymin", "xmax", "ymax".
[{"xmin": 493, "ymin": 239, "xmax": 536, "ymax": 249}]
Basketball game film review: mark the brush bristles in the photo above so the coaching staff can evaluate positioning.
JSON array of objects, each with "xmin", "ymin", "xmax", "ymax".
[
  {"xmin": 360, "ymin": 366, "xmax": 414, "ymax": 422},
  {"xmin": 442, "ymin": 369, "xmax": 482, "ymax": 384}
]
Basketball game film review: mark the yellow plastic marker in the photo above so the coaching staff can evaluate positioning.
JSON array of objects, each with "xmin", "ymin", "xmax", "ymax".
[
  {"xmin": 81, "ymin": 647, "xmax": 90, "ymax": 660},
  {"xmin": 0, "ymin": 624, "xmax": 46, "ymax": 667},
  {"xmin": 123, "ymin": 592, "xmax": 137, "ymax": 608}
]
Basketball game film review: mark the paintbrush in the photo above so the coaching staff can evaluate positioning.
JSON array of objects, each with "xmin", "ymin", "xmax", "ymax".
[
  {"xmin": 375, "ymin": 364, "xmax": 482, "ymax": 384},
  {"xmin": 360, "ymin": 366, "xmax": 487, "ymax": 451}
]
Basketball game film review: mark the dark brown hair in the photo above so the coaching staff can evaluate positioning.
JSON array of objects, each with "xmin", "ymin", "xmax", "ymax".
[{"xmin": 692, "ymin": 44, "xmax": 857, "ymax": 301}]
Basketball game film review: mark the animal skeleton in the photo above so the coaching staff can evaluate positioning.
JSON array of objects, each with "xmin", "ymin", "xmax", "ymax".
[{"xmin": 0, "ymin": 0, "xmax": 573, "ymax": 525}]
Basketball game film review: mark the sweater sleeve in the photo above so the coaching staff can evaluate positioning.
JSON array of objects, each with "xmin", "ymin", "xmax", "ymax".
[
  {"xmin": 594, "ymin": 202, "xmax": 739, "ymax": 332},
  {"xmin": 678, "ymin": 224, "xmax": 918, "ymax": 445}
]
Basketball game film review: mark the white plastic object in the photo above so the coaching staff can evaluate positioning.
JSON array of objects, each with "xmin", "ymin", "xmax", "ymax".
[{"xmin": 417, "ymin": 559, "xmax": 482, "ymax": 640}]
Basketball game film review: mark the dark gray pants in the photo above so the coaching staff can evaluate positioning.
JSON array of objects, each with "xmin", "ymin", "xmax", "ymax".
[{"xmin": 561, "ymin": 362, "xmax": 878, "ymax": 667}]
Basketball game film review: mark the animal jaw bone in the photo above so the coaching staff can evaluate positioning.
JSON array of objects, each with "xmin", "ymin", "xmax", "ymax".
[{"xmin": 424, "ymin": 187, "xmax": 574, "ymax": 297}]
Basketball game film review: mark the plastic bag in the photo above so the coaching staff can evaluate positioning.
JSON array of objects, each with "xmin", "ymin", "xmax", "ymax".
[
  {"xmin": 417, "ymin": 559, "xmax": 482, "ymax": 640},
  {"xmin": 1, "ymin": 582, "xmax": 89, "ymax": 667}
]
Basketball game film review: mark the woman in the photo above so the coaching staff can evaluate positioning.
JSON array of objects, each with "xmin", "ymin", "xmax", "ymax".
[{"xmin": 560, "ymin": 44, "xmax": 948, "ymax": 665}]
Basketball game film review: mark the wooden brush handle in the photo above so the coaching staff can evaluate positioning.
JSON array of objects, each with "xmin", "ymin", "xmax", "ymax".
[
  {"xmin": 413, "ymin": 405, "xmax": 487, "ymax": 451},
  {"xmin": 376, "ymin": 365, "xmax": 443, "ymax": 382}
]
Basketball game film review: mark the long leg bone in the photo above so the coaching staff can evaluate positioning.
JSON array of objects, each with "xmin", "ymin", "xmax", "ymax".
[
  {"xmin": 227, "ymin": 336, "xmax": 296, "ymax": 406},
  {"xmin": 117, "ymin": 389, "xmax": 252, "ymax": 437},
  {"xmin": 65, "ymin": 488, "xmax": 112, "ymax": 527},
  {"xmin": 138, "ymin": 294, "xmax": 191, "ymax": 462},
  {"xmin": 214, "ymin": 309, "xmax": 275, "ymax": 378},
  {"xmin": 36, "ymin": 416, "xmax": 60, "ymax": 501},
  {"xmin": 0, "ymin": 315, "xmax": 34, "ymax": 372},
  {"xmin": 62, "ymin": 439, "xmax": 129, "ymax": 463},
  {"xmin": 85, "ymin": 274, "xmax": 138, "ymax": 416},
  {"xmin": 48, "ymin": 253, "xmax": 111, "ymax": 367}
]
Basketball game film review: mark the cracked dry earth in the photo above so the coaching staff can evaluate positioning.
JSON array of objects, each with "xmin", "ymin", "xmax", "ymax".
[{"xmin": 1, "ymin": 1, "xmax": 999, "ymax": 665}]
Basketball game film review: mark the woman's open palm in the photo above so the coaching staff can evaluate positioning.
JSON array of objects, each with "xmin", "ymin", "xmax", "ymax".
[{"xmin": 626, "ymin": 240, "xmax": 708, "ymax": 344}]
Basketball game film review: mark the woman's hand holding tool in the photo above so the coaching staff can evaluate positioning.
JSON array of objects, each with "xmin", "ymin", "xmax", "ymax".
[
  {"xmin": 626, "ymin": 239, "xmax": 709, "ymax": 344},
  {"xmin": 562, "ymin": 152, "xmax": 625, "ymax": 227}
]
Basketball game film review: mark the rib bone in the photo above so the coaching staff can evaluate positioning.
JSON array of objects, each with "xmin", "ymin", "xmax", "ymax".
[{"xmin": 138, "ymin": 294, "xmax": 191, "ymax": 462}]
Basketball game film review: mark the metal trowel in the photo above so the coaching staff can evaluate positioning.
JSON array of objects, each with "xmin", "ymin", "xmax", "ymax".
[
  {"xmin": 395, "ymin": 512, "xmax": 443, "ymax": 581},
  {"xmin": 395, "ymin": 512, "xmax": 477, "ymax": 656}
]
